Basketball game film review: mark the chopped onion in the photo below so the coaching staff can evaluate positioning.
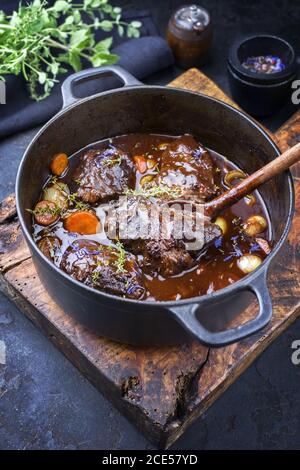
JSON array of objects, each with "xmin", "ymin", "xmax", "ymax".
[
  {"xmin": 244, "ymin": 194, "xmax": 256, "ymax": 206},
  {"xmin": 224, "ymin": 169, "xmax": 246, "ymax": 187},
  {"xmin": 224, "ymin": 170, "xmax": 254, "ymax": 204}
]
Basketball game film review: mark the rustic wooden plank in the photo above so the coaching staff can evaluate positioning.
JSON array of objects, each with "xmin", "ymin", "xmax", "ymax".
[
  {"xmin": 0, "ymin": 193, "xmax": 16, "ymax": 224},
  {"xmin": 169, "ymin": 68, "xmax": 239, "ymax": 107},
  {"xmin": 0, "ymin": 68, "xmax": 299, "ymax": 448},
  {"xmin": 0, "ymin": 219, "xmax": 30, "ymax": 272}
]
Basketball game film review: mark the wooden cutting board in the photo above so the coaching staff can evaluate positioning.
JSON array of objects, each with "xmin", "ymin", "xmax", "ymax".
[{"xmin": 0, "ymin": 68, "xmax": 299, "ymax": 449}]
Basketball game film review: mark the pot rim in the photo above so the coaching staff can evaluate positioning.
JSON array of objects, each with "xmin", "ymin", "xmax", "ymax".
[{"xmin": 15, "ymin": 85, "xmax": 295, "ymax": 308}]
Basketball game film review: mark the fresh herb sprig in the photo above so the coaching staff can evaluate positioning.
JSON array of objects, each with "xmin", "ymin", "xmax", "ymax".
[
  {"xmin": 67, "ymin": 191, "xmax": 90, "ymax": 211},
  {"xmin": 91, "ymin": 241, "xmax": 127, "ymax": 284},
  {"xmin": 124, "ymin": 185, "xmax": 183, "ymax": 199},
  {"xmin": 27, "ymin": 204, "xmax": 61, "ymax": 217},
  {"xmin": 103, "ymin": 155, "xmax": 122, "ymax": 167},
  {"xmin": 109, "ymin": 240, "xmax": 127, "ymax": 273},
  {"xmin": 0, "ymin": 0, "xmax": 141, "ymax": 101},
  {"xmin": 48, "ymin": 176, "xmax": 90, "ymax": 211},
  {"xmin": 91, "ymin": 266, "xmax": 101, "ymax": 284}
]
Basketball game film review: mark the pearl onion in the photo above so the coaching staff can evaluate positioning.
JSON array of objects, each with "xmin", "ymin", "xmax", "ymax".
[
  {"xmin": 244, "ymin": 215, "xmax": 267, "ymax": 236},
  {"xmin": 237, "ymin": 254, "xmax": 262, "ymax": 273}
]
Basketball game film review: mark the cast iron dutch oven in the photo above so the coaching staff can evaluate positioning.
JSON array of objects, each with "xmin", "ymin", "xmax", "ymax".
[{"xmin": 16, "ymin": 66, "xmax": 294, "ymax": 347}]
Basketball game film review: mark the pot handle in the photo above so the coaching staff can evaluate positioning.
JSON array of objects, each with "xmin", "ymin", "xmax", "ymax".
[
  {"xmin": 169, "ymin": 271, "xmax": 272, "ymax": 347},
  {"xmin": 61, "ymin": 65, "xmax": 143, "ymax": 108}
]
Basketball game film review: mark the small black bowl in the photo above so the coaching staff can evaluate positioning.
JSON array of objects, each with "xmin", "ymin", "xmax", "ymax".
[{"xmin": 227, "ymin": 34, "xmax": 297, "ymax": 117}]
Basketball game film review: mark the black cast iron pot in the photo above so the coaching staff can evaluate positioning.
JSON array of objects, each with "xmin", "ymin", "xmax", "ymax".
[{"xmin": 16, "ymin": 66, "xmax": 294, "ymax": 347}]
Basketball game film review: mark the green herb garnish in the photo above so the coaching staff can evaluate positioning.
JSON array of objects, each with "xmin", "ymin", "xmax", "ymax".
[
  {"xmin": 91, "ymin": 268, "xmax": 101, "ymax": 285},
  {"xmin": 124, "ymin": 185, "xmax": 183, "ymax": 199},
  {"xmin": 102, "ymin": 155, "xmax": 122, "ymax": 167},
  {"xmin": 91, "ymin": 242, "xmax": 126, "ymax": 282},
  {"xmin": 49, "ymin": 175, "xmax": 59, "ymax": 185},
  {"xmin": 109, "ymin": 241, "xmax": 127, "ymax": 274},
  {"xmin": 67, "ymin": 191, "xmax": 90, "ymax": 210},
  {"xmin": 27, "ymin": 204, "xmax": 61, "ymax": 217},
  {"xmin": 0, "ymin": 0, "xmax": 141, "ymax": 101}
]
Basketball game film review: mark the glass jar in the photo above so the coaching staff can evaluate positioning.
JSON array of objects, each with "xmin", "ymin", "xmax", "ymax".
[{"xmin": 167, "ymin": 4, "xmax": 213, "ymax": 69}]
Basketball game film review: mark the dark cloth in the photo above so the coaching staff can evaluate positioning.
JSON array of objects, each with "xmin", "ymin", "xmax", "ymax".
[{"xmin": 0, "ymin": 3, "xmax": 174, "ymax": 139}]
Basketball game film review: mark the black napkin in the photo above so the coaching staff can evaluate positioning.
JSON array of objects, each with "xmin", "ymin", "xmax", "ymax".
[{"xmin": 0, "ymin": 4, "xmax": 174, "ymax": 140}]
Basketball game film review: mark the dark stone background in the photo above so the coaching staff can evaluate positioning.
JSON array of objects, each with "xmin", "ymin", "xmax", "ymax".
[{"xmin": 0, "ymin": 0, "xmax": 300, "ymax": 450}]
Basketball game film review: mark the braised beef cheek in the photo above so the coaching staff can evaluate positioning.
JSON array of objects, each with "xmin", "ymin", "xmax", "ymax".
[
  {"xmin": 75, "ymin": 146, "xmax": 135, "ymax": 204},
  {"xmin": 60, "ymin": 239, "xmax": 145, "ymax": 300},
  {"xmin": 156, "ymin": 135, "xmax": 218, "ymax": 200}
]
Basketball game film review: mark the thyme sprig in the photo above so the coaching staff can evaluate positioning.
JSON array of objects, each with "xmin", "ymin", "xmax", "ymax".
[
  {"xmin": 108, "ymin": 240, "xmax": 127, "ymax": 274},
  {"xmin": 91, "ymin": 241, "xmax": 127, "ymax": 284},
  {"xmin": 102, "ymin": 155, "xmax": 122, "ymax": 167},
  {"xmin": 67, "ymin": 191, "xmax": 90, "ymax": 211},
  {"xmin": 91, "ymin": 267, "xmax": 101, "ymax": 284},
  {"xmin": 27, "ymin": 204, "xmax": 61, "ymax": 217},
  {"xmin": 124, "ymin": 185, "xmax": 183, "ymax": 199},
  {"xmin": 0, "ymin": 0, "xmax": 141, "ymax": 101}
]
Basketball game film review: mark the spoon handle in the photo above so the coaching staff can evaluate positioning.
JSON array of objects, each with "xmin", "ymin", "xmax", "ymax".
[{"xmin": 205, "ymin": 142, "xmax": 300, "ymax": 219}]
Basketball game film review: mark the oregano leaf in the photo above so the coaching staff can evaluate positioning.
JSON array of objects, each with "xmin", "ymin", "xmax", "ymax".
[{"xmin": 0, "ymin": 0, "xmax": 141, "ymax": 101}]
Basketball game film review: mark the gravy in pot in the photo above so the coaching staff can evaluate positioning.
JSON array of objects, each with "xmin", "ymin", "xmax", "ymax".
[{"xmin": 31, "ymin": 134, "xmax": 271, "ymax": 301}]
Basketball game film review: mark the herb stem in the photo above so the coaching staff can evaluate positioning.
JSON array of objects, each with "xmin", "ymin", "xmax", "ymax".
[
  {"xmin": 46, "ymin": 38, "xmax": 91, "ymax": 61},
  {"xmin": 0, "ymin": 24, "xmax": 15, "ymax": 30}
]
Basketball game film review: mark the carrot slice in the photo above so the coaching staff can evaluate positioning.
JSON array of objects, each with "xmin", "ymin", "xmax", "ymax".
[
  {"xmin": 133, "ymin": 155, "xmax": 147, "ymax": 174},
  {"xmin": 50, "ymin": 153, "xmax": 68, "ymax": 176},
  {"xmin": 33, "ymin": 200, "xmax": 59, "ymax": 226},
  {"xmin": 64, "ymin": 211, "xmax": 100, "ymax": 235}
]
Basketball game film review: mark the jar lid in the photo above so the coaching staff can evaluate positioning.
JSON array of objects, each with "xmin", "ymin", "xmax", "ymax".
[{"xmin": 168, "ymin": 4, "xmax": 211, "ymax": 40}]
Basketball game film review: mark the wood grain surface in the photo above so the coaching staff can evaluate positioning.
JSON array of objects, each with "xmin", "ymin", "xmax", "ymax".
[{"xmin": 0, "ymin": 68, "xmax": 299, "ymax": 448}]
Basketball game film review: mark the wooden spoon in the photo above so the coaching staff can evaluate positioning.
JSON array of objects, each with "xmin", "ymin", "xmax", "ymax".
[{"xmin": 205, "ymin": 142, "xmax": 300, "ymax": 219}]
